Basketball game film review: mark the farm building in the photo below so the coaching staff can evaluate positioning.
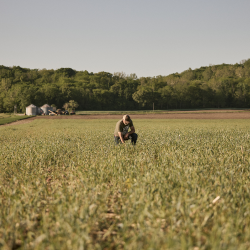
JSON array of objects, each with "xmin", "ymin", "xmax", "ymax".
[
  {"xmin": 26, "ymin": 104, "xmax": 37, "ymax": 116},
  {"xmin": 41, "ymin": 104, "xmax": 53, "ymax": 115}
]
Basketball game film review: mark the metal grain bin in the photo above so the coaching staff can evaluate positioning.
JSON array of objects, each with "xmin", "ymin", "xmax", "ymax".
[
  {"xmin": 26, "ymin": 104, "xmax": 37, "ymax": 116},
  {"xmin": 41, "ymin": 104, "xmax": 52, "ymax": 115}
]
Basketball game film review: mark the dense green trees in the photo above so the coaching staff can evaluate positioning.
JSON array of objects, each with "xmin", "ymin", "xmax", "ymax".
[
  {"xmin": 63, "ymin": 100, "xmax": 79, "ymax": 113},
  {"xmin": 0, "ymin": 60, "xmax": 250, "ymax": 112}
]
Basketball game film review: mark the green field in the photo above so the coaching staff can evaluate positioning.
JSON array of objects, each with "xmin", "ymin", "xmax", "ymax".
[
  {"xmin": 0, "ymin": 113, "xmax": 33, "ymax": 126},
  {"xmin": 1, "ymin": 119, "xmax": 250, "ymax": 249}
]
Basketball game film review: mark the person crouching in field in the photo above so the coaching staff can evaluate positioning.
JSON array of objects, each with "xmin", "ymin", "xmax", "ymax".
[{"xmin": 114, "ymin": 115, "xmax": 138, "ymax": 145}]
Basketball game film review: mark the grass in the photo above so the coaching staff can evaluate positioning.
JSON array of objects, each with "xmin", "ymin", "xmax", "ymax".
[
  {"xmin": 0, "ymin": 113, "xmax": 34, "ymax": 125},
  {"xmin": 75, "ymin": 109, "xmax": 250, "ymax": 115},
  {"xmin": 0, "ymin": 119, "xmax": 250, "ymax": 249}
]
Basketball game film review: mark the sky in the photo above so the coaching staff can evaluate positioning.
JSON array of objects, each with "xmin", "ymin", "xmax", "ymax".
[{"xmin": 1, "ymin": 0, "xmax": 250, "ymax": 77}]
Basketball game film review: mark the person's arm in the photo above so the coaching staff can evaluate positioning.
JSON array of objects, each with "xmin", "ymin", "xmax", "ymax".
[
  {"xmin": 124, "ymin": 126, "xmax": 135, "ymax": 139},
  {"xmin": 129, "ymin": 126, "xmax": 135, "ymax": 134},
  {"xmin": 118, "ymin": 132, "xmax": 125, "ymax": 143}
]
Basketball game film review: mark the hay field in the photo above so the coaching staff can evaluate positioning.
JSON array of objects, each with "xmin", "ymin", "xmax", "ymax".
[{"xmin": 0, "ymin": 119, "xmax": 250, "ymax": 250}]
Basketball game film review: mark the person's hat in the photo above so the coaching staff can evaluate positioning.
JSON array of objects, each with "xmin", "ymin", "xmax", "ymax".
[{"xmin": 123, "ymin": 114, "xmax": 131, "ymax": 121}]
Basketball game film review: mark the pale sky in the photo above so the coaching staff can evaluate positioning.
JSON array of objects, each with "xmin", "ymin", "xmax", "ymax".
[{"xmin": 1, "ymin": 0, "xmax": 250, "ymax": 77}]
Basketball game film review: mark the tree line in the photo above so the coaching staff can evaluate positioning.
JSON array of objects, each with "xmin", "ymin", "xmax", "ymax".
[{"xmin": 0, "ymin": 59, "xmax": 250, "ymax": 113}]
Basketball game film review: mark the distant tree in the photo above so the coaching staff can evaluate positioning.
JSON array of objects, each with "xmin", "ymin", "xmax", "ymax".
[
  {"xmin": 186, "ymin": 81, "xmax": 203, "ymax": 108},
  {"xmin": 244, "ymin": 59, "xmax": 250, "ymax": 68},
  {"xmin": 244, "ymin": 59, "xmax": 250, "ymax": 77},
  {"xmin": 63, "ymin": 100, "xmax": 79, "ymax": 112},
  {"xmin": 56, "ymin": 68, "xmax": 76, "ymax": 78},
  {"xmin": 132, "ymin": 88, "xmax": 159, "ymax": 108},
  {"xmin": 158, "ymin": 85, "xmax": 173, "ymax": 109},
  {"xmin": 235, "ymin": 78, "xmax": 250, "ymax": 107},
  {"xmin": 235, "ymin": 67, "xmax": 245, "ymax": 78},
  {"xmin": 113, "ymin": 72, "xmax": 127, "ymax": 79},
  {"xmin": 181, "ymin": 68, "xmax": 195, "ymax": 81},
  {"xmin": 202, "ymin": 67, "xmax": 213, "ymax": 81},
  {"xmin": 40, "ymin": 84, "xmax": 58, "ymax": 104}
]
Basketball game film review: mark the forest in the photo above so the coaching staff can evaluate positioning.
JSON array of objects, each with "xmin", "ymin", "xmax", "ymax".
[{"xmin": 0, "ymin": 59, "xmax": 250, "ymax": 112}]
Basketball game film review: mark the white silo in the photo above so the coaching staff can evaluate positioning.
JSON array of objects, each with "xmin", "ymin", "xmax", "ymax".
[
  {"xmin": 41, "ymin": 104, "xmax": 52, "ymax": 115},
  {"xmin": 26, "ymin": 104, "xmax": 37, "ymax": 116}
]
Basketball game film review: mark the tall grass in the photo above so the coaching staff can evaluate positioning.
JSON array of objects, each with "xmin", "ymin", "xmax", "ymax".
[{"xmin": 0, "ymin": 119, "xmax": 250, "ymax": 249}]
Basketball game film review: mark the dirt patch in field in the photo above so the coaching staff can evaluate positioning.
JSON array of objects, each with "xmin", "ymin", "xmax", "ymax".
[{"xmin": 1, "ymin": 110, "xmax": 250, "ymax": 127}]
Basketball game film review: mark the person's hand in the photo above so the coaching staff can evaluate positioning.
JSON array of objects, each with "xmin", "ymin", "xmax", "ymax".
[{"xmin": 124, "ymin": 133, "xmax": 129, "ymax": 140}]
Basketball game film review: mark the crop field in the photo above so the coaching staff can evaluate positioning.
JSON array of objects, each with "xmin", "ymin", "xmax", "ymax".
[
  {"xmin": 0, "ymin": 114, "xmax": 34, "ymax": 126},
  {"xmin": 0, "ymin": 119, "xmax": 250, "ymax": 250}
]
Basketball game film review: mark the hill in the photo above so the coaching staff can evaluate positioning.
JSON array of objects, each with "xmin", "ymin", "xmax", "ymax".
[{"xmin": 0, "ymin": 59, "xmax": 250, "ymax": 112}]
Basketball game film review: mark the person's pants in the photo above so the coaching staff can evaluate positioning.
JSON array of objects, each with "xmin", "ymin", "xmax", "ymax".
[{"xmin": 114, "ymin": 133, "xmax": 138, "ymax": 145}]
